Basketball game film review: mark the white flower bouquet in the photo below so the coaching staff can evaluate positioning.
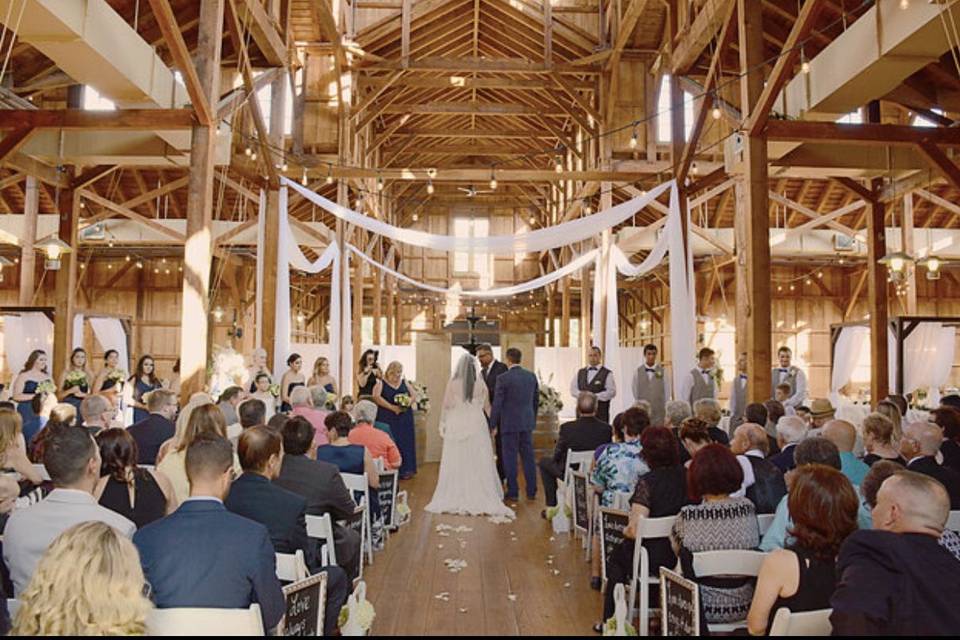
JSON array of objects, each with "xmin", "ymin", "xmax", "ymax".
[
  {"xmin": 35, "ymin": 380, "xmax": 56, "ymax": 395},
  {"xmin": 106, "ymin": 369, "xmax": 126, "ymax": 383},
  {"xmin": 537, "ymin": 373, "xmax": 563, "ymax": 415},
  {"xmin": 407, "ymin": 380, "xmax": 430, "ymax": 412},
  {"xmin": 394, "ymin": 393, "xmax": 412, "ymax": 411},
  {"xmin": 64, "ymin": 370, "xmax": 88, "ymax": 389}
]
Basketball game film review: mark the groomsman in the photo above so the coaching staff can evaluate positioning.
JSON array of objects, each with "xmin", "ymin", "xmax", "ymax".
[
  {"xmin": 632, "ymin": 344, "xmax": 670, "ymax": 426},
  {"xmin": 477, "ymin": 344, "xmax": 508, "ymax": 481},
  {"xmin": 682, "ymin": 347, "xmax": 718, "ymax": 408},
  {"xmin": 570, "ymin": 346, "xmax": 616, "ymax": 423},
  {"xmin": 771, "ymin": 346, "xmax": 807, "ymax": 409},
  {"xmin": 729, "ymin": 353, "xmax": 749, "ymax": 430}
]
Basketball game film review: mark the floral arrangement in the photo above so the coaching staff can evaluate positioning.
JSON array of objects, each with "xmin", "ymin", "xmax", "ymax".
[
  {"xmin": 602, "ymin": 616, "xmax": 637, "ymax": 636},
  {"xmin": 338, "ymin": 582, "xmax": 375, "ymax": 635},
  {"xmin": 324, "ymin": 392, "xmax": 338, "ymax": 409},
  {"xmin": 207, "ymin": 345, "xmax": 248, "ymax": 399},
  {"xmin": 64, "ymin": 370, "xmax": 87, "ymax": 388},
  {"xmin": 35, "ymin": 380, "xmax": 56, "ymax": 395},
  {"xmin": 407, "ymin": 380, "xmax": 429, "ymax": 412},
  {"xmin": 394, "ymin": 393, "xmax": 412, "ymax": 410},
  {"xmin": 106, "ymin": 369, "xmax": 127, "ymax": 383},
  {"xmin": 537, "ymin": 372, "xmax": 563, "ymax": 415},
  {"xmin": 268, "ymin": 383, "xmax": 281, "ymax": 398}
]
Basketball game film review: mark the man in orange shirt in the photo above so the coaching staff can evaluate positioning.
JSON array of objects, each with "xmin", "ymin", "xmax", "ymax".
[{"xmin": 349, "ymin": 400, "xmax": 402, "ymax": 470}]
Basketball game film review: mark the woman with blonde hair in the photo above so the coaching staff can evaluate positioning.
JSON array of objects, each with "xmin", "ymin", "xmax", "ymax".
[
  {"xmin": 875, "ymin": 399, "xmax": 903, "ymax": 443},
  {"xmin": 373, "ymin": 360, "xmax": 418, "ymax": 479},
  {"xmin": 12, "ymin": 521, "xmax": 152, "ymax": 636},
  {"xmin": 156, "ymin": 402, "xmax": 238, "ymax": 502},
  {"xmin": 0, "ymin": 411, "xmax": 42, "ymax": 485},
  {"xmin": 308, "ymin": 357, "xmax": 338, "ymax": 403},
  {"xmin": 861, "ymin": 412, "xmax": 906, "ymax": 466},
  {"xmin": 155, "ymin": 392, "xmax": 213, "ymax": 464}
]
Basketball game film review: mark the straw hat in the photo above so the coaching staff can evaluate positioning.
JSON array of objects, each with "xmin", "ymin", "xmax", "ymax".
[{"xmin": 809, "ymin": 398, "xmax": 836, "ymax": 419}]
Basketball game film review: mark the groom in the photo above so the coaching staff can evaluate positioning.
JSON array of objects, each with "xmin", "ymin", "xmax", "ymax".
[{"xmin": 489, "ymin": 347, "xmax": 539, "ymax": 504}]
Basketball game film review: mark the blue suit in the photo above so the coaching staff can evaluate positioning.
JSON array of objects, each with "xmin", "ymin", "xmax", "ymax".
[
  {"xmin": 133, "ymin": 498, "xmax": 286, "ymax": 631},
  {"xmin": 489, "ymin": 365, "xmax": 539, "ymax": 499}
]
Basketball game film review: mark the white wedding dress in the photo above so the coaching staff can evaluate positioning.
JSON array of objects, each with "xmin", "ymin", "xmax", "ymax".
[{"xmin": 425, "ymin": 355, "xmax": 515, "ymax": 519}]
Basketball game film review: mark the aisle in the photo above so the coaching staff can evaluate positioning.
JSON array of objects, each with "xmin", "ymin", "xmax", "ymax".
[{"xmin": 363, "ymin": 463, "xmax": 602, "ymax": 636}]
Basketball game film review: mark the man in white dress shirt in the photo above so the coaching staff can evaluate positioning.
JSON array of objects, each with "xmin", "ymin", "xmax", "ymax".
[
  {"xmin": 771, "ymin": 346, "xmax": 807, "ymax": 409},
  {"xmin": 3, "ymin": 427, "xmax": 136, "ymax": 595},
  {"xmin": 632, "ymin": 344, "xmax": 671, "ymax": 426},
  {"xmin": 570, "ymin": 346, "xmax": 616, "ymax": 423}
]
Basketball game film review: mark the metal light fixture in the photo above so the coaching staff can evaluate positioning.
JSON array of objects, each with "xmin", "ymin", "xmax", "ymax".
[
  {"xmin": 918, "ymin": 255, "xmax": 946, "ymax": 279},
  {"xmin": 35, "ymin": 237, "xmax": 72, "ymax": 270},
  {"xmin": 879, "ymin": 251, "xmax": 915, "ymax": 281},
  {"xmin": 212, "ymin": 306, "xmax": 224, "ymax": 322}
]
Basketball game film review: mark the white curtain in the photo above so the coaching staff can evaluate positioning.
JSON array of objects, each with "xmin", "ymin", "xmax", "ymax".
[
  {"xmin": 830, "ymin": 326, "xmax": 869, "ymax": 404},
  {"xmin": 88, "ymin": 318, "xmax": 129, "ymax": 374},
  {"xmin": 255, "ymin": 191, "xmax": 266, "ymax": 349},
  {"xmin": 2, "ymin": 312, "xmax": 54, "ymax": 375},
  {"xmin": 341, "ymin": 250, "xmax": 353, "ymax": 394},
  {"xmin": 72, "ymin": 314, "xmax": 84, "ymax": 350},
  {"xmin": 890, "ymin": 322, "xmax": 956, "ymax": 402}
]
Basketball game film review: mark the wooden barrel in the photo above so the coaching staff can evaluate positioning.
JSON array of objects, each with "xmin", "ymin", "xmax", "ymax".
[{"xmin": 533, "ymin": 413, "xmax": 560, "ymax": 457}]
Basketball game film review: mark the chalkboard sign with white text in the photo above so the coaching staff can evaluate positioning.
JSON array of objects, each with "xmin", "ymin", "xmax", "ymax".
[
  {"xmin": 599, "ymin": 508, "xmax": 629, "ymax": 583},
  {"xmin": 572, "ymin": 471, "xmax": 589, "ymax": 532},
  {"xmin": 282, "ymin": 572, "xmax": 327, "ymax": 636},
  {"xmin": 660, "ymin": 567, "xmax": 699, "ymax": 636},
  {"xmin": 378, "ymin": 470, "xmax": 398, "ymax": 529}
]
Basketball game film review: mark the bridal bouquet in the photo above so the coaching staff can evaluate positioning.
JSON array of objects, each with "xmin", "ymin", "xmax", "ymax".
[
  {"xmin": 394, "ymin": 393, "xmax": 412, "ymax": 411},
  {"xmin": 407, "ymin": 380, "xmax": 429, "ymax": 412},
  {"xmin": 35, "ymin": 380, "xmax": 56, "ymax": 395}
]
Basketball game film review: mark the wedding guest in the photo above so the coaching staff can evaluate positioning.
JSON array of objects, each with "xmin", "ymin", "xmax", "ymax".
[
  {"xmin": 0, "ymin": 410, "xmax": 43, "ymax": 484},
  {"xmin": 769, "ymin": 415, "xmax": 808, "ymax": 473},
  {"xmin": 591, "ymin": 406, "xmax": 649, "ymax": 508},
  {"xmin": 279, "ymin": 354, "xmax": 306, "ymax": 413},
  {"xmin": 11, "ymin": 522, "xmax": 152, "ymax": 636},
  {"xmin": 290, "ymin": 386, "xmax": 329, "ymax": 448},
  {"xmin": 128, "ymin": 355, "xmax": 162, "ymax": 425},
  {"xmin": 678, "ymin": 417, "xmax": 712, "ymax": 464},
  {"xmin": 93, "ymin": 349, "xmax": 125, "ymax": 409},
  {"xmin": 134, "ymin": 434, "xmax": 285, "ymax": 632},
  {"xmin": 350, "ymin": 399, "xmax": 402, "ymax": 470},
  {"xmin": 127, "ymin": 389, "xmax": 177, "ymax": 465},
  {"xmin": 58, "ymin": 348, "xmax": 93, "ymax": 424},
  {"xmin": 728, "ymin": 353, "xmax": 748, "ymax": 430},
  {"xmin": 571, "ymin": 346, "xmax": 616, "ymax": 423},
  {"xmin": 538, "ymin": 392, "xmax": 611, "ymax": 515},
  {"xmin": 156, "ymin": 392, "xmax": 213, "ymax": 463},
  {"xmin": 79, "ymin": 394, "xmax": 117, "ymax": 436},
  {"xmin": 744, "ymin": 402, "xmax": 780, "ymax": 456},
  {"xmin": 317, "ymin": 413, "xmax": 380, "ymax": 491},
  {"xmin": 308, "ymin": 357, "xmax": 338, "ymax": 402},
  {"xmin": 239, "ymin": 397, "xmax": 267, "ymax": 429},
  {"xmin": 664, "ymin": 399, "xmax": 692, "ymax": 431},
  {"xmin": 156, "ymin": 403, "xmax": 240, "ymax": 503},
  {"xmin": 901, "ymin": 421, "xmax": 960, "ymax": 508},
  {"xmin": 28, "ymin": 402, "xmax": 76, "ymax": 462},
  {"xmin": 806, "ymin": 398, "xmax": 836, "ymax": 433},
  {"xmin": 822, "ymin": 419, "xmax": 870, "ymax": 486},
  {"xmin": 4, "ymin": 426, "xmax": 136, "ymax": 595},
  {"xmin": 275, "ymin": 415, "xmax": 363, "ymax": 582},
  {"xmin": 931, "ymin": 406, "xmax": 960, "ymax": 471},
  {"xmin": 682, "ymin": 347, "xmax": 718, "ymax": 408},
  {"xmin": 746, "ymin": 464, "xmax": 859, "ymax": 635},
  {"xmin": 831, "ymin": 471, "xmax": 960, "ymax": 634},
  {"xmin": 267, "ymin": 413, "xmax": 289, "ymax": 433},
  {"xmin": 356, "ymin": 349, "xmax": 383, "ymax": 398},
  {"xmin": 862, "ymin": 412, "xmax": 906, "ymax": 466},
  {"xmin": 247, "ymin": 348, "xmax": 270, "ymax": 393},
  {"xmin": 771, "ymin": 346, "xmax": 807, "ymax": 409},
  {"xmin": 340, "ymin": 395, "xmax": 356, "ymax": 413},
  {"xmin": 729, "ymin": 423, "xmax": 786, "ymax": 514},
  {"xmin": 12, "ymin": 349, "xmax": 51, "ymax": 443},
  {"xmin": 672, "ymin": 444, "xmax": 760, "ymax": 625},
  {"xmin": 763, "ymin": 399, "xmax": 786, "ymax": 439},
  {"xmin": 373, "ymin": 361, "xmax": 417, "ymax": 479},
  {"xmin": 217, "ymin": 385, "xmax": 244, "ymax": 427},
  {"xmin": 774, "ymin": 384, "xmax": 794, "ymax": 415},
  {"xmin": 599, "ymin": 426, "xmax": 687, "ymax": 625},
  {"xmin": 250, "ymin": 373, "xmax": 277, "ymax": 420},
  {"xmin": 693, "ymin": 398, "xmax": 730, "ymax": 445},
  {"xmin": 876, "ymin": 399, "xmax": 904, "ymax": 443},
  {"xmin": 95, "ymin": 428, "xmax": 175, "ymax": 526}
]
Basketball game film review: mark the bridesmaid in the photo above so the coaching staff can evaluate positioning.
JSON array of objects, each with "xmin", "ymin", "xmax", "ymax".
[
  {"xmin": 93, "ymin": 349, "xmax": 125, "ymax": 412},
  {"xmin": 12, "ymin": 350, "xmax": 52, "ymax": 444},
  {"xmin": 373, "ymin": 361, "xmax": 418, "ymax": 480},
  {"xmin": 129, "ymin": 355, "xmax": 162, "ymax": 424},
  {"xmin": 58, "ymin": 348, "xmax": 93, "ymax": 425},
  {"xmin": 356, "ymin": 349, "xmax": 382, "ymax": 399},
  {"xmin": 309, "ymin": 357, "xmax": 338, "ymax": 408},
  {"xmin": 279, "ymin": 353, "xmax": 305, "ymax": 414},
  {"xmin": 247, "ymin": 348, "xmax": 270, "ymax": 393}
]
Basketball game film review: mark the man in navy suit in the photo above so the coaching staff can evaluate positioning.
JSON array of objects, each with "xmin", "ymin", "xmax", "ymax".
[
  {"xmin": 477, "ymin": 343, "xmax": 509, "ymax": 481},
  {"xmin": 126, "ymin": 389, "xmax": 177, "ymax": 465},
  {"xmin": 133, "ymin": 434, "xmax": 285, "ymax": 631},
  {"xmin": 489, "ymin": 347, "xmax": 539, "ymax": 503}
]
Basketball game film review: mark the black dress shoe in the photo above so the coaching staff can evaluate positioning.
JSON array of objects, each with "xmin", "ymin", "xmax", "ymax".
[{"xmin": 590, "ymin": 577, "xmax": 602, "ymax": 591}]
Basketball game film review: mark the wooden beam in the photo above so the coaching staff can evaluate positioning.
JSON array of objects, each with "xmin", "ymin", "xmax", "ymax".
[
  {"xmin": 551, "ymin": 72, "xmax": 603, "ymax": 124},
  {"xmin": 71, "ymin": 165, "xmax": 119, "ymax": 190},
  {"xmin": 0, "ymin": 109, "xmax": 195, "ymax": 130},
  {"xmin": 767, "ymin": 120, "xmax": 960, "ymax": 146},
  {"xmin": 360, "ymin": 57, "xmax": 601, "ymax": 74},
  {"xmin": 234, "ymin": 0, "xmax": 288, "ymax": 67},
  {"xmin": 18, "ymin": 176, "xmax": 38, "ymax": 305},
  {"xmin": 832, "ymin": 176, "xmax": 875, "ymax": 202},
  {"xmin": 607, "ymin": 0, "xmax": 649, "ymax": 72},
  {"xmin": 146, "ymin": 0, "xmax": 215, "ymax": 126},
  {"xmin": 401, "ymin": 0, "xmax": 412, "ymax": 63},
  {"xmin": 0, "ymin": 128, "xmax": 34, "ymax": 164},
  {"xmin": 865, "ymin": 102, "xmax": 889, "ymax": 405},
  {"xmin": 670, "ymin": 0, "xmax": 737, "ymax": 74},
  {"xmin": 52, "ymin": 172, "xmax": 78, "ymax": 383},
  {"xmin": 359, "ymin": 75, "xmax": 595, "ymax": 91},
  {"xmin": 916, "ymin": 141, "xmax": 960, "ymax": 192},
  {"xmin": 216, "ymin": 67, "xmax": 281, "ymax": 120},
  {"xmin": 121, "ymin": 175, "xmax": 190, "ymax": 211},
  {"xmin": 352, "ymin": 71, "xmax": 404, "ymax": 120},
  {"xmin": 80, "ymin": 191, "xmax": 187, "ymax": 242}
]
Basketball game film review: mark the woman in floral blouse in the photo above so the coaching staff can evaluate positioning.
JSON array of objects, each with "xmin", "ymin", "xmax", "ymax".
[{"xmin": 591, "ymin": 406, "xmax": 650, "ymax": 508}]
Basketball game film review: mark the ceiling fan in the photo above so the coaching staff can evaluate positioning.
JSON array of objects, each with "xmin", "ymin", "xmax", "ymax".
[{"xmin": 457, "ymin": 185, "xmax": 493, "ymax": 198}]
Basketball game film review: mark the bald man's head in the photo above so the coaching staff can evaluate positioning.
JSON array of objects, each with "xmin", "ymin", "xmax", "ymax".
[
  {"xmin": 901, "ymin": 421, "xmax": 944, "ymax": 460},
  {"xmin": 872, "ymin": 471, "xmax": 950, "ymax": 536},
  {"xmin": 822, "ymin": 419, "xmax": 857, "ymax": 453}
]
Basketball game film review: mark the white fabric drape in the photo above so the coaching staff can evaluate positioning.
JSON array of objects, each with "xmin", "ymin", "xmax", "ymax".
[
  {"xmin": 255, "ymin": 191, "xmax": 266, "ymax": 350},
  {"xmin": 830, "ymin": 326, "xmax": 869, "ymax": 405},
  {"xmin": 88, "ymin": 318, "xmax": 129, "ymax": 374},
  {"xmin": 889, "ymin": 322, "xmax": 956, "ymax": 402},
  {"xmin": 283, "ymin": 177, "xmax": 672, "ymax": 254},
  {"xmin": 341, "ymin": 250, "xmax": 353, "ymax": 394},
  {"xmin": 72, "ymin": 314, "xmax": 84, "ymax": 351},
  {"xmin": 2, "ymin": 312, "xmax": 54, "ymax": 375}
]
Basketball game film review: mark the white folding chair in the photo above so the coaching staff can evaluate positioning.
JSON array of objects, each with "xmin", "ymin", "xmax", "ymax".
[
  {"xmin": 146, "ymin": 604, "xmax": 264, "ymax": 636},
  {"xmin": 275, "ymin": 550, "xmax": 309, "ymax": 582},
  {"xmin": 947, "ymin": 510, "xmax": 960, "ymax": 532},
  {"xmin": 690, "ymin": 549, "xmax": 768, "ymax": 633},
  {"xmin": 757, "ymin": 513, "xmax": 776, "ymax": 536},
  {"xmin": 305, "ymin": 513, "xmax": 338, "ymax": 566},
  {"xmin": 627, "ymin": 515, "xmax": 677, "ymax": 636},
  {"xmin": 769, "ymin": 607, "xmax": 833, "ymax": 636},
  {"xmin": 7, "ymin": 598, "xmax": 19, "ymax": 621},
  {"xmin": 372, "ymin": 457, "xmax": 386, "ymax": 474},
  {"xmin": 341, "ymin": 472, "xmax": 373, "ymax": 567},
  {"xmin": 32, "ymin": 464, "xmax": 50, "ymax": 482}
]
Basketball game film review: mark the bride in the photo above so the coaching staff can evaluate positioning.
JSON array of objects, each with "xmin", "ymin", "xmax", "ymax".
[{"xmin": 425, "ymin": 352, "xmax": 515, "ymax": 519}]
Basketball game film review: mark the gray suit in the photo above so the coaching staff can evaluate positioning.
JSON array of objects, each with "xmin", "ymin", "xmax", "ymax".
[
  {"xmin": 3, "ymin": 489, "xmax": 136, "ymax": 595},
  {"xmin": 687, "ymin": 368, "xmax": 717, "ymax": 407},
  {"xmin": 632, "ymin": 364, "xmax": 670, "ymax": 426},
  {"xmin": 729, "ymin": 374, "xmax": 748, "ymax": 431}
]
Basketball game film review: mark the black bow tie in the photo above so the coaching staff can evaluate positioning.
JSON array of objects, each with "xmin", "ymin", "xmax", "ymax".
[
  {"xmin": 645, "ymin": 367, "xmax": 656, "ymax": 372},
  {"xmin": 779, "ymin": 368, "xmax": 788, "ymax": 372},
  {"xmin": 701, "ymin": 370, "xmax": 710, "ymax": 375},
  {"xmin": 588, "ymin": 367, "xmax": 598, "ymax": 371}
]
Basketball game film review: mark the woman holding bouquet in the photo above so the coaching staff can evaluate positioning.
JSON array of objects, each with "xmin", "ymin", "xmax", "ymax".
[
  {"xmin": 309, "ymin": 357, "xmax": 338, "ymax": 408},
  {"xmin": 247, "ymin": 348, "xmax": 270, "ymax": 393},
  {"xmin": 373, "ymin": 361, "xmax": 417, "ymax": 480},
  {"xmin": 59, "ymin": 348, "xmax": 93, "ymax": 424},
  {"xmin": 12, "ymin": 350, "xmax": 53, "ymax": 444},
  {"xmin": 279, "ymin": 353, "xmax": 306, "ymax": 413},
  {"xmin": 94, "ymin": 350, "xmax": 125, "ymax": 411},
  {"xmin": 128, "ymin": 355, "xmax": 162, "ymax": 424}
]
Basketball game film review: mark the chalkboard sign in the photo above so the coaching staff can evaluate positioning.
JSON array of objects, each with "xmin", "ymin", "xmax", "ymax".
[
  {"xmin": 281, "ymin": 572, "xmax": 327, "ymax": 636},
  {"xmin": 378, "ymin": 470, "xmax": 399, "ymax": 529},
  {"xmin": 599, "ymin": 508, "xmax": 629, "ymax": 583},
  {"xmin": 660, "ymin": 567, "xmax": 699, "ymax": 637},
  {"xmin": 571, "ymin": 471, "xmax": 589, "ymax": 532}
]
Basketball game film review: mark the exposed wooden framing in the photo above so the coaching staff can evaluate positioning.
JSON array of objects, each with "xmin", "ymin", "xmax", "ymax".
[
  {"xmin": 0, "ymin": 172, "xmax": 23, "ymax": 192},
  {"xmin": 18, "ymin": 176, "xmax": 38, "ymax": 305},
  {"xmin": 401, "ymin": 0, "xmax": 412, "ymax": 63},
  {"xmin": 216, "ymin": 171, "xmax": 260, "ymax": 203},
  {"xmin": 0, "ymin": 129, "xmax": 34, "ymax": 164},
  {"xmin": 864, "ymin": 102, "xmax": 889, "ymax": 405},
  {"xmin": 604, "ymin": 0, "xmax": 650, "ymax": 124},
  {"xmin": 551, "ymin": 72, "xmax": 602, "ymax": 124},
  {"xmin": 79, "ymin": 191, "xmax": 187, "ymax": 242},
  {"xmin": 916, "ymin": 141, "xmax": 960, "ymax": 192},
  {"xmin": 0, "ymin": 110, "xmax": 196, "ymax": 130},
  {"xmin": 122, "ymin": 176, "xmax": 191, "ymax": 212},
  {"xmin": 353, "ymin": 71, "xmax": 404, "ymax": 120},
  {"xmin": 793, "ymin": 199, "xmax": 867, "ymax": 231},
  {"xmin": 235, "ymin": 0, "xmax": 288, "ymax": 67},
  {"xmin": 71, "ymin": 165, "xmax": 119, "ymax": 191},
  {"xmin": 361, "ymin": 57, "xmax": 601, "ymax": 73},
  {"xmin": 767, "ymin": 120, "xmax": 960, "ymax": 146},
  {"xmin": 670, "ymin": 0, "xmax": 736, "ymax": 74},
  {"xmin": 769, "ymin": 192, "xmax": 858, "ymax": 237},
  {"xmin": 832, "ymin": 176, "xmax": 875, "ymax": 202},
  {"xmin": 52, "ymin": 171, "xmax": 78, "ymax": 382},
  {"xmin": 216, "ymin": 67, "xmax": 282, "ymax": 120},
  {"xmin": 902, "ymin": 192, "xmax": 918, "ymax": 314}
]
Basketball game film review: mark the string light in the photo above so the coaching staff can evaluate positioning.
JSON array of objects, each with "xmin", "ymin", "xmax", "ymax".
[
  {"xmin": 376, "ymin": 174, "xmax": 384, "ymax": 191},
  {"xmin": 135, "ymin": 261, "xmax": 143, "ymax": 269},
  {"xmin": 411, "ymin": 213, "xmax": 419, "ymax": 222},
  {"xmin": 629, "ymin": 127, "xmax": 639, "ymax": 149},
  {"xmin": 301, "ymin": 168, "xmax": 308, "ymax": 186},
  {"xmin": 427, "ymin": 180, "xmax": 435, "ymax": 195},
  {"xmin": 489, "ymin": 169, "xmax": 497, "ymax": 191},
  {"xmin": 250, "ymin": 151, "xmax": 257, "ymax": 161},
  {"xmin": 554, "ymin": 154, "xmax": 563, "ymax": 173},
  {"xmin": 326, "ymin": 165, "xmax": 334, "ymax": 185},
  {"xmin": 125, "ymin": 255, "xmax": 131, "ymax": 262},
  {"xmin": 899, "ymin": 0, "xmax": 909, "ymax": 9},
  {"xmin": 244, "ymin": 147, "xmax": 252, "ymax": 156},
  {"xmin": 281, "ymin": 160, "xmax": 289, "ymax": 172},
  {"xmin": 712, "ymin": 106, "xmax": 721, "ymax": 120}
]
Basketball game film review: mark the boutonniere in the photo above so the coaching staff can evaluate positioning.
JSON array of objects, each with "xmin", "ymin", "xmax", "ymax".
[
  {"xmin": 712, "ymin": 368, "xmax": 724, "ymax": 386},
  {"xmin": 654, "ymin": 369, "xmax": 663, "ymax": 379}
]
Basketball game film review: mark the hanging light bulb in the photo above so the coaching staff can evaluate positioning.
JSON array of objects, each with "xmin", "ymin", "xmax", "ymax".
[
  {"xmin": 489, "ymin": 169, "xmax": 497, "ymax": 191},
  {"xmin": 411, "ymin": 213, "xmax": 419, "ymax": 222},
  {"xmin": 584, "ymin": 204, "xmax": 592, "ymax": 215},
  {"xmin": 125, "ymin": 255, "xmax": 131, "ymax": 262},
  {"xmin": 135, "ymin": 260, "xmax": 143, "ymax": 269},
  {"xmin": 296, "ymin": 310, "xmax": 306, "ymax": 324},
  {"xmin": 712, "ymin": 106, "xmax": 721, "ymax": 120},
  {"xmin": 326, "ymin": 165, "xmax": 334, "ymax": 185},
  {"xmin": 879, "ymin": 250, "xmax": 914, "ymax": 280},
  {"xmin": 79, "ymin": 201, "xmax": 85, "ymax": 209},
  {"xmin": 691, "ymin": 162, "xmax": 699, "ymax": 175},
  {"xmin": 529, "ymin": 215, "xmax": 536, "ymax": 225},
  {"xmin": 250, "ymin": 151, "xmax": 258, "ymax": 161},
  {"xmin": 427, "ymin": 180, "xmax": 435, "ymax": 195},
  {"xmin": 801, "ymin": 60, "xmax": 810, "ymax": 74},
  {"xmin": 376, "ymin": 174, "xmax": 384, "ymax": 191},
  {"xmin": 213, "ymin": 306, "xmax": 224, "ymax": 322},
  {"xmin": 629, "ymin": 127, "xmax": 639, "ymax": 149},
  {"xmin": 301, "ymin": 168, "xmax": 309, "ymax": 186},
  {"xmin": 281, "ymin": 161, "xmax": 289, "ymax": 172},
  {"xmin": 554, "ymin": 154, "xmax": 563, "ymax": 173},
  {"xmin": 900, "ymin": 0, "xmax": 909, "ymax": 9},
  {"xmin": 36, "ymin": 238, "xmax": 71, "ymax": 271},
  {"xmin": 244, "ymin": 147, "xmax": 252, "ymax": 157}
]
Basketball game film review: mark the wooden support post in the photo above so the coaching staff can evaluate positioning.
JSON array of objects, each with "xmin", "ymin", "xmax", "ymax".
[
  {"xmin": 867, "ymin": 102, "xmax": 890, "ymax": 405},
  {"xmin": 580, "ymin": 265, "xmax": 591, "ymax": 359},
  {"xmin": 372, "ymin": 244, "xmax": 382, "ymax": 344},
  {"xmin": 546, "ymin": 284, "xmax": 556, "ymax": 347},
  {"xmin": 18, "ymin": 175, "xmax": 38, "ymax": 305},
  {"xmin": 52, "ymin": 174, "xmax": 77, "ymax": 383},
  {"xmin": 352, "ymin": 239, "xmax": 363, "ymax": 377},
  {"xmin": 561, "ymin": 276, "xmax": 571, "ymax": 347},
  {"xmin": 902, "ymin": 193, "xmax": 917, "ymax": 314},
  {"xmin": 177, "ymin": 0, "xmax": 223, "ymax": 401},
  {"xmin": 737, "ymin": 0, "xmax": 772, "ymax": 403}
]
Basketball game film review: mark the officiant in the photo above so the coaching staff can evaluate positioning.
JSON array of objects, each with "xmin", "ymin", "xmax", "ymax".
[
  {"xmin": 477, "ymin": 344, "xmax": 508, "ymax": 482},
  {"xmin": 570, "ymin": 346, "xmax": 616, "ymax": 423}
]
